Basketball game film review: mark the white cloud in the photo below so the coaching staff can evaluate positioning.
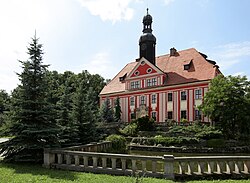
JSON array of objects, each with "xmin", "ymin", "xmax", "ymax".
[
  {"xmin": 77, "ymin": 0, "xmax": 134, "ymax": 23},
  {"xmin": 208, "ymin": 41, "xmax": 250, "ymax": 70},
  {"xmin": 164, "ymin": 0, "xmax": 175, "ymax": 6},
  {"xmin": 82, "ymin": 52, "xmax": 119, "ymax": 79}
]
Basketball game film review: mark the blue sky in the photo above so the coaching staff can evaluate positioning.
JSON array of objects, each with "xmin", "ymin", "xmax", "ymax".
[{"xmin": 1, "ymin": 0, "xmax": 250, "ymax": 93}]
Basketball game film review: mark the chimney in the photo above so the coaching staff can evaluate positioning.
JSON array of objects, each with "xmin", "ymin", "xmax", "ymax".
[{"xmin": 170, "ymin": 47, "xmax": 177, "ymax": 56}]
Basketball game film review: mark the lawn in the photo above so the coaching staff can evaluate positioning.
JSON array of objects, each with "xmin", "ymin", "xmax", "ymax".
[{"xmin": 0, "ymin": 162, "xmax": 250, "ymax": 183}]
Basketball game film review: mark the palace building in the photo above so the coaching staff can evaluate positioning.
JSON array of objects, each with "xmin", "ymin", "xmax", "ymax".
[{"xmin": 99, "ymin": 9, "xmax": 221, "ymax": 123}]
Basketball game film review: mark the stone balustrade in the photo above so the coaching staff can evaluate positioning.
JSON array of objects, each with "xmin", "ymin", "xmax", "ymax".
[
  {"xmin": 62, "ymin": 141, "xmax": 112, "ymax": 152},
  {"xmin": 43, "ymin": 143, "xmax": 250, "ymax": 180}
]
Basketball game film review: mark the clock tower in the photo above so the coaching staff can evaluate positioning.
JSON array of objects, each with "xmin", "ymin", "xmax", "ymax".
[{"xmin": 139, "ymin": 8, "xmax": 156, "ymax": 65}]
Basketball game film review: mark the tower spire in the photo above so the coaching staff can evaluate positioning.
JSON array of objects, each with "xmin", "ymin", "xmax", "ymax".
[{"xmin": 139, "ymin": 9, "xmax": 156, "ymax": 65}]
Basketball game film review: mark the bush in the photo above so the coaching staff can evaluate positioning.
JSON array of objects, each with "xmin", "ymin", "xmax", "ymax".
[
  {"xmin": 153, "ymin": 135, "xmax": 199, "ymax": 147},
  {"xmin": 106, "ymin": 134, "xmax": 126, "ymax": 153},
  {"xmin": 135, "ymin": 116, "xmax": 155, "ymax": 131},
  {"xmin": 119, "ymin": 123, "xmax": 138, "ymax": 137},
  {"xmin": 207, "ymin": 139, "xmax": 225, "ymax": 148},
  {"xmin": 195, "ymin": 129, "xmax": 223, "ymax": 140}
]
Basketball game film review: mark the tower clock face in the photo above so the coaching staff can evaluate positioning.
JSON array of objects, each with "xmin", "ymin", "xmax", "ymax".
[{"xmin": 141, "ymin": 43, "xmax": 147, "ymax": 50}]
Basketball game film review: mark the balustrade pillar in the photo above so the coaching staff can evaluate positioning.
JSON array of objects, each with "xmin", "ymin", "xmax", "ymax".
[
  {"xmin": 43, "ymin": 150, "xmax": 55, "ymax": 168},
  {"xmin": 163, "ymin": 155, "xmax": 174, "ymax": 180}
]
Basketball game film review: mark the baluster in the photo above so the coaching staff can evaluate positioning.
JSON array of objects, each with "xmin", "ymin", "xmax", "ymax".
[
  {"xmin": 187, "ymin": 161, "xmax": 195, "ymax": 175},
  {"xmin": 243, "ymin": 160, "xmax": 250, "ymax": 173},
  {"xmin": 111, "ymin": 158, "xmax": 117, "ymax": 170},
  {"xmin": 216, "ymin": 161, "xmax": 224, "ymax": 174},
  {"xmin": 226, "ymin": 161, "xmax": 234, "ymax": 174},
  {"xmin": 207, "ymin": 161, "xmax": 215, "ymax": 174},
  {"xmin": 198, "ymin": 161, "xmax": 205, "ymax": 174},
  {"xmin": 57, "ymin": 154, "xmax": 62, "ymax": 164},
  {"xmin": 102, "ymin": 157, "xmax": 107, "ymax": 169},
  {"xmin": 179, "ymin": 161, "xmax": 186, "ymax": 174},
  {"xmin": 66, "ymin": 154, "xmax": 71, "ymax": 165},
  {"xmin": 142, "ymin": 160, "xmax": 147, "ymax": 172},
  {"xmin": 121, "ymin": 159, "xmax": 126, "ymax": 171},
  {"xmin": 74, "ymin": 155, "xmax": 79, "ymax": 166},
  {"xmin": 234, "ymin": 160, "xmax": 242, "ymax": 174},
  {"xmin": 84, "ymin": 156, "xmax": 88, "ymax": 167},
  {"xmin": 132, "ymin": 159, "xmax": 137, "ymax": 172},
  {"xmin": 152, "ymin": 160, "xmax": 156, "ymax": 173},
  {"xmin": 93, "ymin": 157, "xmax": 98, "ymax": 168}
]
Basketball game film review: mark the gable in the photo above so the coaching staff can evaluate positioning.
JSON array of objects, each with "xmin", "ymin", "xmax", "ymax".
[{"xmin": 127, "ymin": 58, "xmax": 164, "ymax": 79}]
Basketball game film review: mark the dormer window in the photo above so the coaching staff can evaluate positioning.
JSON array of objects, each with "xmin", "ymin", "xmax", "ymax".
[
  {"xmin": 184, "ymin": 64, "xmax": 190, "ymax": 70},
  {"xmin": 184, "ymin": 60, "xmax": 192, "ymax": 70}
]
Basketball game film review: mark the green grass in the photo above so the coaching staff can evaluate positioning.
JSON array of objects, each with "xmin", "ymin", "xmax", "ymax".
[{"xmin": 0, "ymin": 162, "xmax": 250, "ymax": 183}]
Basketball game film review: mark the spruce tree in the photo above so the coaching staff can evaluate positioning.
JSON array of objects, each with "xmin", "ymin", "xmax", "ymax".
[
  {"xmin": 100, "ymin": 97, "xmax": 114, "ymax": 123},
  {"xmin": 0, "ymin": 35, "xmax": 60, "ymax": 162},
  {"xmin": 114, "ymin": 97, "xmax": 121, "ymax": 122}
]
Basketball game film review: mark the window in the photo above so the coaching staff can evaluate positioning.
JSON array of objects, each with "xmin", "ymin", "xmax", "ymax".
[
  {"xmin": 131, "ymin": 113, "xmax": 136, "ymax": 120},
  {"xmin": 152, "ymin": 111, "xmax": 157, "ymax": 121},
  {"xmin": 181, "ymin": 110, "xmax": 187, "ymax": 119},
  {"xmin": 146, "ymin": 79, "xmax": 152, "ymax": 87},
  {"xmin": 140, "ymin": 96, "xmax": 145, "ymax": 105},
  {"xmin": 181, "ymin": 91, "xmax": 187, "ymax": 100},
  {"xmin": 152, "ymin": 78, "xmax": 157, "ymax": 86},
  {"xmin": 195, "ymin": 89, "xmax": 202, "ymax": 99},
  {"xmin": 151, "ymin": 94, "xmax": 156, "ymax": 104},
  {"xmin": 168, "ymin": 93, "xmax": 173, "ymax": 101},
  {"xmin": 135, "ymin": 81, "xmax": 140, "ymax": 88},
  {"xmin": 130, "ymin": 97, "xmax": 135, "ymax": 106},
  {"xmin": 184, "ymin": 64, "xmax": 190, "ymax": 70},
  {"xmin": 195, "ymin": 110, "xmax": 202, "ymax": 120},
  {"xmin": 131, "ymin": 81, "xmax": 135, "ymax": 89},
  {"xmin": 141, "ymin": 61, "xmax": 145, "ymax": 65},
  {"xmin": 134, "ymin": 70, "xmax": 140, "ymax": 76},
  {"xmin": 167, "ymin": 111, "xmax": 173, "ymax": 119},
  {"xmin": 146, "ymin": 68, "xmax": 152, "ymax": 73}
]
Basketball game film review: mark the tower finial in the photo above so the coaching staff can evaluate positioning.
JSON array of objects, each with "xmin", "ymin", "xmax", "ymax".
[{"xmin": 146, "ymin": 8, "xmax": 149, "ymax": 15}]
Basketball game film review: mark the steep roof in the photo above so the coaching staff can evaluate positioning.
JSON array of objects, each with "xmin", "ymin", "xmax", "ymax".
[{"xmin": 100, "ymin": 48, "xmax": 220, "ymax": 95}]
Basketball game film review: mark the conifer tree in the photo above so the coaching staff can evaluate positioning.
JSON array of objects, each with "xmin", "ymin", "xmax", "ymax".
[
  {"xmin": 0, "ymin": 35, "xmax": 60, "ymax": 162},
  {"xmin": 100, "ymin": 97, "xmax": 114, "ymax": 123},
  {"xmin": 114, "ymin": 97, "xmax": 121, "ymax": 122}
]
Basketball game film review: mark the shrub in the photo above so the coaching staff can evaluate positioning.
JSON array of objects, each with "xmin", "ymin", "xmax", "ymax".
[
  {"xmin": 207, "ymin": 139, "xmax": 225, "ymax": 148},
  {"xmin": 195, "ymin": 129, "xmax": 223, "ymax": 140},
  {"xmin": 136, "ymin": 116, "xmax": 155, "ymax": 131},
  {"xmin": 106, "ymin": 134, "xmax": 126, "ymax": 153},
  {"xmin": 119, "ymin": 123, "xmax": 138, "ymax": 137}
]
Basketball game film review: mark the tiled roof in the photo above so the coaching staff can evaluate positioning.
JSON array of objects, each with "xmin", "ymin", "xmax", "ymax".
[{"xmin": 100, "ymin": 48, "xmax": 220, "ymax": 95}]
